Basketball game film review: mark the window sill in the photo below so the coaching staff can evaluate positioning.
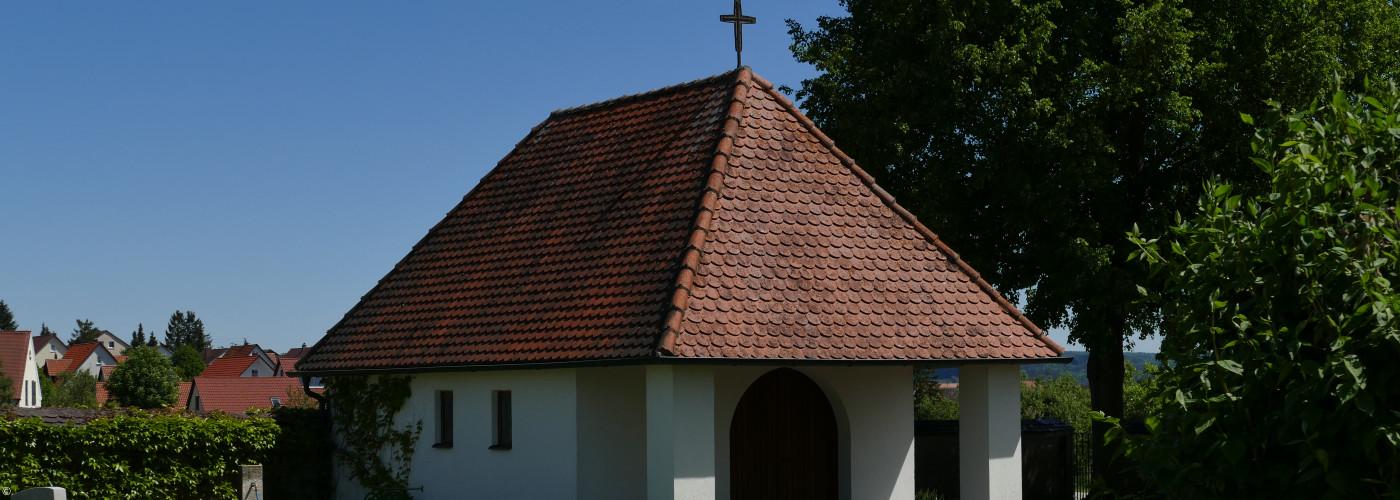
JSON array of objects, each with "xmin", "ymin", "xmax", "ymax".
[
  {"xmin": 488, "ymin": 444, "xmax": 512, "ymax": 451},
  {"xmin": 432, "ymin": 442, "xmax": 453, "ymax": 449}
]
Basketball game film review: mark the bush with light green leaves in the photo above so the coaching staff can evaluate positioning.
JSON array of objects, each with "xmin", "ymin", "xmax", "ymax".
[{"xmin": 1127, "ymin": 80, "xmax": 1400, "ymax": 498}]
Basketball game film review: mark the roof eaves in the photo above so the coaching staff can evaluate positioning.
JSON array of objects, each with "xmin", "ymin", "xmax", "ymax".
[
  {"xmin": 290, "ymin": 351, "xmax": 1074, "ymax": 377},
  {"xmin": 747, "ymin": 73, "xmax": 1065, "ymax": 357},
  {"xmin": 654, "ymin": 67, "xmax": 755, "ymax": 356}
]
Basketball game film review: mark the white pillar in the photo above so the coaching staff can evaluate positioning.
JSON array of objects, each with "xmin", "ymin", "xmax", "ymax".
[
  {"xmin": 647, "ymin": 365, "xmax": 716, "ymax": 500},
  {"xmin": 959, "ymin": 363, "xmax": 1022, "ymax": 500}
]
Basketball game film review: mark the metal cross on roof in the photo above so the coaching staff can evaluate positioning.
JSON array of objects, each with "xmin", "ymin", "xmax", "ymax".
[{"xmin": 719, "ymin": 0, "xmax": 756, "ymax": 68}]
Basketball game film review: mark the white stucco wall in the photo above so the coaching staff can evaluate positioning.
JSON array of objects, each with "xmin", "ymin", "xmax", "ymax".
[
  {"xmin": 576, "ymin": 366, "xmax": 647, "ymax": 500},
  {"xmin": 713, "ymin": 365, "xmax": 915, "ymax": 500},
  {"xmin": 959, "ymin": 364, "xmax": 1022, "ymax": 500},
  {"xmin": 378, "ymin": 369, "xmax": 580, "ymax": 500},
  {"xmin": 18, "ymin": 340, "xmax": 41, "ymax": 408},
  {"xmin": 646, "ymin": 365, "xmax": 716, "ymax": 500}
]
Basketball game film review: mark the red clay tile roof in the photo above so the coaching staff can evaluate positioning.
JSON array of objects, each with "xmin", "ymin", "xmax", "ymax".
[
  {"xmin": 297, "ymin": 68, "xmax": 1063, "ymax": 373},
  {"xmin": 0, "ymin": 331, "xmax": 32, "ymax": 398},
  {"xmin": 45, "ymin": 359, "xmax": 74, "ymax": 376},
  {"xmin": 63, "ymin": 342, "xmax": 101, "ymax": 363},
  {"xmin": 281, "ymin": 347, "xmax": 309, "ymax": 359},
  {"xmin": 190, "ymin": 377, "xmax": 309, "ymax": 413},
  {"xmin": 278, "ymin": 358, "xmax": 298, "ymax": 376},
  {"xmin": 203, "ymin": 356, "xmax": 257, "ymax": 377}
]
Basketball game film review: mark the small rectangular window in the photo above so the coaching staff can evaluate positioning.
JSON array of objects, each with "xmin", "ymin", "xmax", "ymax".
[
  {"xmin": 270, "ymin": 397, "xmax": 281, "ymax": 408},
  {"xmin": 252, "ymin": 369, "xmax": 259, "ymax": 376},
  {"xmin": 490, "ymin": 390, "xmax": 512, "ymax": 450},
  {"xmin": 434, "ymin": 391, "xmax": 454, "ymax": 448}
]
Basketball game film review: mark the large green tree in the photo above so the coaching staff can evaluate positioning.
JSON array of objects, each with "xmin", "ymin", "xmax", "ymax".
[
  {"xmin": 786, "ymin": 0, "xmax": 1400, "ymax": 484},
  {"xmin": 1127, "ymin": 82, "xmax": 1400, "ymax": 498},
  {"xmin": 170, "ymin": 344, "xmax": 206, "ymax": 381},
  {"xmin": 105, "ymin": 346, "xmax": 180, "ymax": 409},
  {"xmin": 164, "ymin": 310, "xmax": 210, "ymax": 351},
  {"xmin": 0, "ymin": 300, "xmax": 17, "ymax": 331}
]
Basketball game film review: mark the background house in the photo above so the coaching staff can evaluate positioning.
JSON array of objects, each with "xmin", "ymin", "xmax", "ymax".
[
  {"xmin": 0, "ymin": 331, "xmax": 43, "ymax": 407},
  {"xmin": 31, "ymin": 333, "xmax": 67, "ymax": 370},
  {"xmin": 186, "ymin": 376, "xmax": 315, "ymax": 412},
  {"xmin": 93, "ymin": 330, "xmax": 130, "ymax": 356},
  {"xmin": 296, "ymin": 68, "xmax": 1064, "ymax": 500},
  {"xmin": 45, "ymin": 342, "xmax": 119, "ymax": 381}
]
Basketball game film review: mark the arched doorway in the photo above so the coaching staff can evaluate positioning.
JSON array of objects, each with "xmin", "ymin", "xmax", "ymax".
[{"xmin": 730, "ymin": 368, "xmax": 838, "ymax": 500}]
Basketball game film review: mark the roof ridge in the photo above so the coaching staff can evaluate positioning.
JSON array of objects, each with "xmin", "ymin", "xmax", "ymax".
[
  {"xmin": 550, "ymin": 69, "xmax": 744, "ymax": 118},
  {"xmin": 747, "ymin": 73, "xmax": 1065, "ymax": 356},
  {"xmin": 654, "ymin": 67, "xmax": 754, "ymax": 356}
]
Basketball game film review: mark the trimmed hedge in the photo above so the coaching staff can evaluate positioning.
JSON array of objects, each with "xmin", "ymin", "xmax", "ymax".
[{"xmin": 0, "ymin": 408, "xmax": 330, "ymax": 500}]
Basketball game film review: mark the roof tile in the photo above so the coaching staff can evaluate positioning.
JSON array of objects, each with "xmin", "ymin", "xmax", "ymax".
[{"xmin": 297, "ymin": 69, "xmax": 1063, "ymax": 373}]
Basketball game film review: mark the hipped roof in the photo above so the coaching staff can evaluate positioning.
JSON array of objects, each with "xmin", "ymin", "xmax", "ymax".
[{"xmin": 297, "ymin": 68, "xmax": 1063, "ymax": 374}]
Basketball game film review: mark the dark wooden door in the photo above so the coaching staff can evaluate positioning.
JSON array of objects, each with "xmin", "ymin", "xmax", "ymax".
[{"xmin": 730, "ymin": 368, "xmax": 838, "ymax": 500}]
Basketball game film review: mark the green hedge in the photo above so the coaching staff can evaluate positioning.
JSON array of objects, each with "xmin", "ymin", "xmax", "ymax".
[{"xmin": 0, "ymin": 408, "xmax": 330, "ymax": 500}]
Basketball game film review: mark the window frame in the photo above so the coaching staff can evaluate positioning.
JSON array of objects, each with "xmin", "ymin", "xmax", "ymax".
[
  {"xmin": 433, "ymin": 390, "xmax": 454, "ymax": 448},
  {"xmin": 489, "ymin": 390, "xmax": 512, "ymax": 450}
]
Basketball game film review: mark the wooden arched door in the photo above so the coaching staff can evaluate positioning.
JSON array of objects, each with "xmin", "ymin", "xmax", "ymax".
[{"xmin": 730, "ymin": 368, "xmax": 838, "ymax": 500}]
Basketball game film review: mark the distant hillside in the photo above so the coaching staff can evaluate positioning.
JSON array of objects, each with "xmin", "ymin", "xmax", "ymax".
[{"xmin": 932, "ymin": 351, "xmax": 1159, "ymax": 386}]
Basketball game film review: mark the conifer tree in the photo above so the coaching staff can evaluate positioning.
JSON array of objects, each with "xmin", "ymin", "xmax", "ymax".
[
  {"xmin": 164, "ymin": 310, "xmax": 210, "ymax": 351},
  {"xmin": 69, "ymin": 319, "xmax": 101, "ymax": 344},
  {"xmin": 0, "ymin": 300, "xmax": 17, "ymax": 331}
]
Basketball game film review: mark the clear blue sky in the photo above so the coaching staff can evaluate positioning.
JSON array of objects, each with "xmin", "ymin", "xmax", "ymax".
[{"xmin": 1, "ymin": 1, "xmax": 1156, "ymax": 354}]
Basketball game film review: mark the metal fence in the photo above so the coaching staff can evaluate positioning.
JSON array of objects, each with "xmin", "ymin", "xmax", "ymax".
[{"xmin": 1073, "ymin": 431, "xmax": 1093, "ymax": 493}]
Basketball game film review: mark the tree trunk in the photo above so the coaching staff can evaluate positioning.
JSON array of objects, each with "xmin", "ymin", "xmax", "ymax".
[{"xmin": 1087, "ymin": 321, "xmax": 1126, "ymax": 496}]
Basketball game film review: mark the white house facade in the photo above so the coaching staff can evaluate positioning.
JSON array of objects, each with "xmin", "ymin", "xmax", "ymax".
[{"xmin": 1, "ymin": 331, "xmax": 44, "ymax": 408}]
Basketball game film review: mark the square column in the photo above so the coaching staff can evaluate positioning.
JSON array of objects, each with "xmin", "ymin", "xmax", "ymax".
[
  {"xmin": 647, "ymin": 365, "xmax": 716, "ymax": 500},
  {"xmin": 959, "ymin": 364, "xmax": 1022, "ymax": 500}
]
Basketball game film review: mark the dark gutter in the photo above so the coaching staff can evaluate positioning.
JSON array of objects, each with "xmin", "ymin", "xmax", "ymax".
[
  {"xmin": 301, "ymin": 376, "xmax": 327, "ymax": 412},
  {"xmin": 288, "ymin": 353, "xmax": 1072, "ymax": 378}
]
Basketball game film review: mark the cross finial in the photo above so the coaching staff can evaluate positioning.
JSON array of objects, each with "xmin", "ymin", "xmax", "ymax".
[{"xmin": 719, "ymin": 0, "xmax": 756, "ymax": 68}]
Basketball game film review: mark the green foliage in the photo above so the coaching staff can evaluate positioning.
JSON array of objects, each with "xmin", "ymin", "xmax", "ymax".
[
  {"xmin": 48, "ymin": 370, "xmax": 99, "ymax": 408},
  {"xmin": 0, "ymin": 300, "xmax": 17, "ymax": 331},
  {"xmin": 1127, "ymin": 81, "xmax": 1400, "ymax": 498},
  {"xmin": 105, "ymin": 346, "xmax": 180, "ymax": 409},
  {"xmin": 0, "ymin": 410, "xmax": 328, "ymax": 500},
  {"xmin": 164, "ymin": 310, "xmax": 210, "ymax": 351},
  {"xmin": 39, "ymin": 323, "xmax": 55, "ymax": 337},
  {"xmin": 1021, "ymin": 371, "xmax": 1092, "ymax": 431},
  {"xmin": 325, "ymin": 375, "xmax": 422, "ymax": 491},
  {"xmin": 0, "ymin": 411, "xmax": 276, "ymax": 499},
  {"xmin": 0, "ymin": 360, "xmax": 14, "ymax": 405},
  {"xmin": 171, "ymin": 344, "xmax": 206, "ymax": 381},
  {"xmin": 69, "ymin": 319, "xmax": 101, "ymax": 345},
  {"xmin": 1121, "ymin": 361, "xmax": 1161, "ymax": 419}
]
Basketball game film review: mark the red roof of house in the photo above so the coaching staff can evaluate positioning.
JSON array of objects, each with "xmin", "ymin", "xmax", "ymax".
[
  {"xmin": 203, "ymin": 356, "xmax": 257, "ymax": 377},
  {"xmin": 63, "ymin": 342, "xmax": 101, "ymax": 363},
  {"xmin": 224, "ymin": 345, "xmax": 260, "ymax": 359},
  {"xmin": 278, "ymin": 358, "xmax": 297, "ymax": 376},
  {"xmin": 296, "ymin": 69, "xmax": 1063, "ymax": 373},
  {"xmin": 0, "ymin": 331, "xmax": 33, "ymax": 398},
  {"xmin": 281, "ymin": 347, "xmax": 309, "ymax": 359},
  {"xmin": 190, "ymin": 377, "xmax": 310, "ymax": 412},
  {"xmin": 45, "ymin": 359, "xmax": 74, "ymax": 376}
]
